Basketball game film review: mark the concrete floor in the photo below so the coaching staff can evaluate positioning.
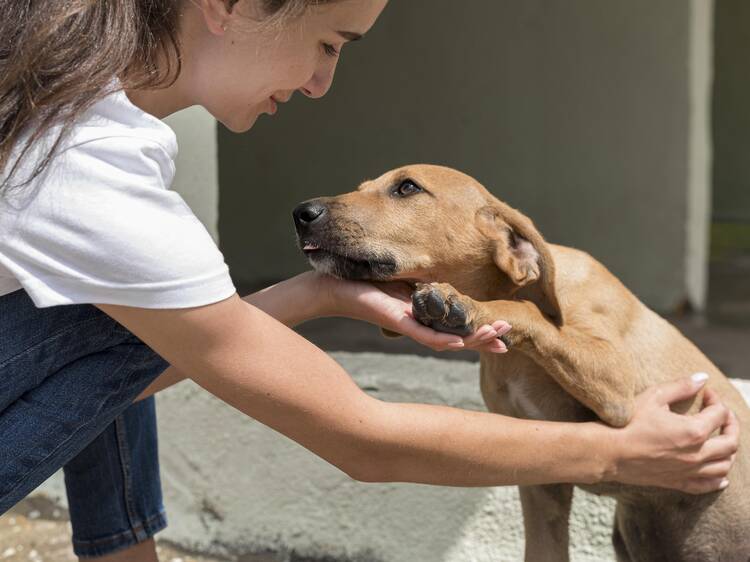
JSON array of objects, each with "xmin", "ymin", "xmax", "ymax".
[
  {"xmin": 3, "ymin": 256, "xmax": 746, "ymax": 560},
  {"xmin": 0, "ymin": 497, "xmax": 225, "ymax": 562}
]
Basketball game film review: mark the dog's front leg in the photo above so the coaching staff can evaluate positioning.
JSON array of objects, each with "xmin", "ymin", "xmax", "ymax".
[
  {"xmin": 412, "ymin": 282, "xmax": 636, "ymax": 427},
  {"xmin": 520, "ymin": 484, "xmax": 574, "ymax": 562}
]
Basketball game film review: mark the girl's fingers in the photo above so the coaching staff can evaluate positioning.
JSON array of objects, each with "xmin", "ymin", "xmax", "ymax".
[
  {"xmin": 465, "ymin": 325, "xmax": 494, "ymax": 344},
  {"xmin": 694, "ymin": 459, "xmax": 733, "ymax": 479},
  {"xmin": 394, "ymin": 315, "xmax": 463, "ymax": 349},
  {"xmin": 721, "ymin": 409, "xmax": 739, "ymax": 437},
  {"xmin": 684, "ymin": 402, "xmax": 732, "ymax": 446},
  {"xmin": 702, "ymin": 386, "xmax": 722, "ymax": 408},
  {"xmin": 475, "ymin": 328, "xmax": 498, "ymax": 344},
  {"xmin": 464, "ymin": 321, "xmax": 511, "ymax": 346},
  {"xmin": 697, "ymin": 431, "xmax": 740, "ymax": 463},
  {"xmin": 491, "ymin": 321, "xmax": 512, "ymax": 335},
  {"xmin": 483, "ymin": 339, "xmax": 508, "ymax": 353},
  {"xmin": 426, "ymin": 331, "xmax": 465, "ymax": 349},
  {"xmin": 649, "ymin": 374, "xmax": 708, "ymax": 407},
  {"xmin": 467, "ymin": 322, "xmax": 510, "ymax": 353},
  {"xmin": 681, "ymin": 477, "xmax": 730, "ymax": 495},
  {"xmin": 395, "ymin": 314, "xmax": 511, "ymax": 354}
]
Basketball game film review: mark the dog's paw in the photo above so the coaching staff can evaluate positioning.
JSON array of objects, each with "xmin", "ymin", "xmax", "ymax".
[{"xmin": 412, "ymin": 283, "xmax": 478, "ymax": 337}]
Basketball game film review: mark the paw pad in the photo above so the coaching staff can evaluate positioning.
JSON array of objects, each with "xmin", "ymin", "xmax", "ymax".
[{"xmin": 412, "ymin": 283, "xmax": 474, "ymax": 336}]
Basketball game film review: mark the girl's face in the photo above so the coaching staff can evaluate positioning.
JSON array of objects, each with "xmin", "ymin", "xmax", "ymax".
[{"xmin": 187, "ymin": 0, "xmax": 388, "ymax": 132}]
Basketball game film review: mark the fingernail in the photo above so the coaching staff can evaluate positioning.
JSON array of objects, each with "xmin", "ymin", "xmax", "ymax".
[
  {"xmin": 719, "ymin": 478, "xmax": 730, "ymax": 490},
  {"xmin": 490, "ymin": 339, "xmax": 507, "ymax": 352},
  {"xmin": 448, "ymin": 341, "xmax": 464, "ymax": 348},
  {"xmin": 691, "ymin": 372, "xmax": 709, "ymax": 385}
]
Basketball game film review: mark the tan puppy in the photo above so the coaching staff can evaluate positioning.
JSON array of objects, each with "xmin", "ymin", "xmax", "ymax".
[{"xmin": 292, "ymin": 164, "xmax": 750, "ymax": 562}]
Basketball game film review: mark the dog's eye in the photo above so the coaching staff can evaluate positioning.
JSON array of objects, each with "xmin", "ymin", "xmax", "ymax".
[{"xmin": 393, "ymin": 180, "xmax": 422, "ymax": 197}]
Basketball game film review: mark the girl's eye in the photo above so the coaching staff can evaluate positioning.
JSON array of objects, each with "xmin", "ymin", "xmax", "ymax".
[
  {"xmin": 322, "ymin": 43, "xmax": 340, "ymax": 58},
  {"xmin": 394, "ymin": 180, "xmax": 423, "ymax": 197}
]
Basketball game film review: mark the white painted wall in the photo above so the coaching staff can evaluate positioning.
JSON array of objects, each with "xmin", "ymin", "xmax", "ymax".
[
  {"xmin": 163, "ymin": 106, "xmax": 220, "ymax": 241},
  {"xmin": 685, "ymin": 0, "xmax": 714, "ymax": 309}
]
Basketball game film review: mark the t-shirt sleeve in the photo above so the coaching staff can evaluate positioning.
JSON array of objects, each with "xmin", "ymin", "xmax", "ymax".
[{"xmin": 0, "ymin": 136, "xmax": 237, "ymax": 309}]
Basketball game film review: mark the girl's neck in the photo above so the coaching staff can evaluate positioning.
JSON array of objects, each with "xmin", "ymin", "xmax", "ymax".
[{"xmin": 123, "ymin": 76, "xmax": 193, "ymax": 119}]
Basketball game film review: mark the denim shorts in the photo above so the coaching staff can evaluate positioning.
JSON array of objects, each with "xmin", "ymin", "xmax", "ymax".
[{"xmin": 0, "ymin": 288, "xmax": 170, "ymax": 557}]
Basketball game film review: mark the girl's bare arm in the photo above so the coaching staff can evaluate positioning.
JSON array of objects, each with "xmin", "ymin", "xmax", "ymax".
[{"xmin": 98, "ymin": 285, "xmax": 737, "ymax": 493}]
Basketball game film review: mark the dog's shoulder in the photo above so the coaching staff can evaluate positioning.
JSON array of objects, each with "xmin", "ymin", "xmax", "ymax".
[{"xmin": 549, "ymin": 244, "xmax": 643, "ymax": 333}]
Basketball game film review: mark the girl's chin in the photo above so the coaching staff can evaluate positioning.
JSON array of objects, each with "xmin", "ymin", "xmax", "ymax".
[{"xmin": 220, "ymin": 111, "xmax": 260, "ymax": 133}]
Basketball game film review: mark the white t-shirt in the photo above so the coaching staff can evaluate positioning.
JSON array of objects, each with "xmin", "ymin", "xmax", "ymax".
[{"xmin": 0, "ymin": 86, "xmax": 237, "ymax": 308}]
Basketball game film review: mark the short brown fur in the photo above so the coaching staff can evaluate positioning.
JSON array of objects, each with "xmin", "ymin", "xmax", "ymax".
[{"xmin": 296, "ymin": 164, "xmax": 750, "ymax": 562}]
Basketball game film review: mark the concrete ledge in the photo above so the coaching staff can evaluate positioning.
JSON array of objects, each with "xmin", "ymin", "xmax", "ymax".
[{"xmin": 37, "ymin": 353, "xmax": 750, "ymax": 562}]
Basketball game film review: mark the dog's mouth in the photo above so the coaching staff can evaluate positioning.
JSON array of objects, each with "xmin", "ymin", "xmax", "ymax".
[{"xmin": 299, "ymin": 238, "xmax": 398, "ymax": 281}]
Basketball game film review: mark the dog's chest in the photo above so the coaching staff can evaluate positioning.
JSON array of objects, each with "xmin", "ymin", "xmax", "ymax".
[
  {"xmin": 479, "ymin": 352, "xmax": 591, "ymax": 423},
  {"xmin": 503, "ymin": 376, "xmax": 548, "ymax": 420}
]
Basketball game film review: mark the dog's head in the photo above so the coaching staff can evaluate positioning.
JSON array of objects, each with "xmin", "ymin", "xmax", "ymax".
[{"xmin": 293, "ymin": 164, "xmax": 562, "ymax": 323}]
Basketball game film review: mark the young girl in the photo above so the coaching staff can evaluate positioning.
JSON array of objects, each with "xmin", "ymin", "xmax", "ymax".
[{"xmin": 0, "ymin": 1, "xmax": 738, "ymax": 561}]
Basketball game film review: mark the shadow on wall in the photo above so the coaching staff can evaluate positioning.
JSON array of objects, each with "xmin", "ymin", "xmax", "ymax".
[
  {"xmin": 219, "ymin": 0, "xmax": 700, "ymax": 313},
  {"xmin": 710, "ymin": 0, "xmax": 750, "ymax": 329},
  {"xmin": 713, "ymin": 0, "xmax": 750, "ymax": 226}
]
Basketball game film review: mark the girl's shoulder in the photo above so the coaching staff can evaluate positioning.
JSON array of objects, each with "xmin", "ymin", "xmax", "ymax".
[
  {"xmin": 4, "ymin": 85, "xmax": 178, "ymax": 196},
  {"xmin": 0, "ymin": 87, "xmax": 235, "ymax": 310},
  {"xmin": 71, "ymin": 86, "xmax": 178, "ymax": 161}
]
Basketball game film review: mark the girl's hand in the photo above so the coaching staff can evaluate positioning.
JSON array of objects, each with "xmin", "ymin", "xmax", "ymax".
[
  {"xmin": 318, "ymin": 274, "xmax": 510, "ymax": 354},
  {"xmin": 606, "ymin": 374, "xmax": 739, "ymax": 494}
]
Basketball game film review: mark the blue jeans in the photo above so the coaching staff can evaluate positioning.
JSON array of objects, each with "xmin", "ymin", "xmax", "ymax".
[{"xmin": 0, "ymin": 288, "xmax": 169, "ymax": 557}]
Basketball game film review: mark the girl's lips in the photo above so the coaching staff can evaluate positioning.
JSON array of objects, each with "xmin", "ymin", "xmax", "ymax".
[{"xmin": 267, "ymin": 97, "xmax": 278, "ymax": 115}]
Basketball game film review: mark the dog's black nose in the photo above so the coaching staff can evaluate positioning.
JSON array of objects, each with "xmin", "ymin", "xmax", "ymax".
[{"xmin": 293, "ymin": 201, "xmax": 328, "ymax": 228}]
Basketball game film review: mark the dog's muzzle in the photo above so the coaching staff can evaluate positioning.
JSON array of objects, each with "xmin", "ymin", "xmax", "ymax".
[
  {"xmin": 292, "ymin": 200, "xmax": 328, "ymax": 235},
  {"xmin": 291, "ymin": 198, "xmax": 398, "ymax": 281}
]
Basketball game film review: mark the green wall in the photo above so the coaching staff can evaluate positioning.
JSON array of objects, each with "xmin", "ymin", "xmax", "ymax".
[{"xmin": 713, "ymin": 0, "xmax": 750, "ymax": 225}]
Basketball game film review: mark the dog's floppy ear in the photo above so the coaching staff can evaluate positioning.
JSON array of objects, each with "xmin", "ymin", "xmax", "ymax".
[{"xmin": 476, "ymin": 204, "xmax": 563, "ymax": 324}]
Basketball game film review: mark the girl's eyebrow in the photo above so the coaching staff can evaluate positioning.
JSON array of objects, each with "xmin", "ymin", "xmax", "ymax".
[{"xmin": 337, "ymin": 30, "xmax": 363, "ymax": 42}]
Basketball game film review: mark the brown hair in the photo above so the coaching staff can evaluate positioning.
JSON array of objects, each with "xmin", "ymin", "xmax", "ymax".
[{"xmin": 0, "ymin": 0, "xmax": 332, "ymax": 195}]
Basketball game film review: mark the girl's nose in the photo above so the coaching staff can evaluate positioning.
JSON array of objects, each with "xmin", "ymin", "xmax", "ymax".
[{"xmin": 299, "ymin": 60, "xmax": 338, "ymax": 99}]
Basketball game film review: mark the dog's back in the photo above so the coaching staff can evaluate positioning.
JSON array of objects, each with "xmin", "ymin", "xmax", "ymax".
[
  {"xmin": 292, "ymin": 162, "xmax": 747, "ymax": 560},
  {"xmin": 482, "ymin": 243, "xmax": 750, "ymax": 561}
]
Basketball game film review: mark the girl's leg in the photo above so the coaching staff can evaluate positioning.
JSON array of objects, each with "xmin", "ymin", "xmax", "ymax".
[
  {"xmin": 0, "ymin": 290, "xmax": 170, "ymax": 558},
  {"xmin": 64, "ymin": 397, "xmax": 167, "ymax": 559},
  {"xmin": 80, "ymin": 538, "xmax": 158, "ymax": 562},
  {"xmin": 0, "ymin": 325, "xmax": 168, "ymax": 507}
]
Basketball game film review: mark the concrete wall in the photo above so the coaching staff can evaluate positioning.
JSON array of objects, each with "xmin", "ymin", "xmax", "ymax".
[
  {"xmin": 713, "ymin": 0, "xmax": 750, "ymax": 223},
  {"xmin": 35, "ymin": 358, "xmax": 750, "ymax": 562},
  {"xmin": 218, "ymin": 0, "xmax": 713, "ymax": 311},
  {"xmin": 164, "ymin": 106, "xmax": 220, "ymax": 241}
]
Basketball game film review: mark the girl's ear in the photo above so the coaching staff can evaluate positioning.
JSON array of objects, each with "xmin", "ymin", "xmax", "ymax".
[
  {"xmin": 475, "ymin": 204, "xmax": 563, "ymax": 324},
  {"xmin": 199, "ymin": 0, "xmax": 234, "ymax": 35}
]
